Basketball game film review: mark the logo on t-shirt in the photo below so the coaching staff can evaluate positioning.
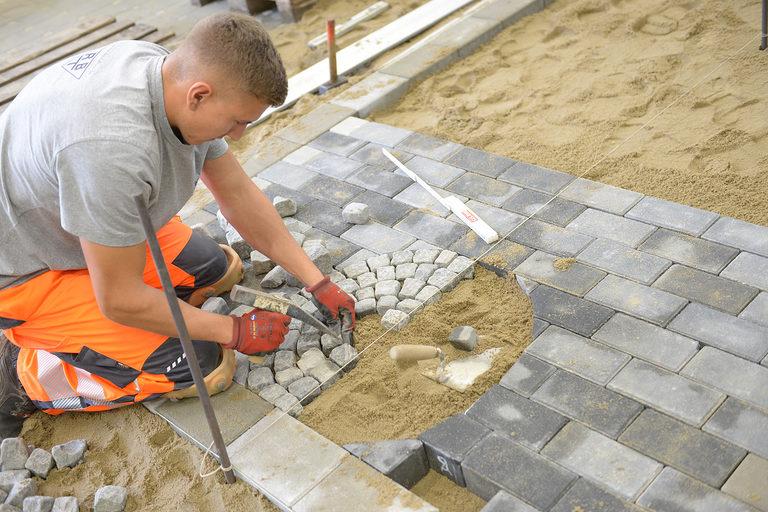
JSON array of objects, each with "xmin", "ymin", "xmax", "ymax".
[{"xmin": 62, "ymin": 49, "xmax": 103, "ymax": 79}]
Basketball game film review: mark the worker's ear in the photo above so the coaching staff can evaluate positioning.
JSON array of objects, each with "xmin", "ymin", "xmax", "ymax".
[{"xmin": 187, "ymin": 81, "xmax": 213, "ymax": 111}]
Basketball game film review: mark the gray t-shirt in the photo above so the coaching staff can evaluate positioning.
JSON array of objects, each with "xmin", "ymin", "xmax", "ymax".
[{"xmin": 0, "ymin": 41, "xmax": 228, "ymax": 290}]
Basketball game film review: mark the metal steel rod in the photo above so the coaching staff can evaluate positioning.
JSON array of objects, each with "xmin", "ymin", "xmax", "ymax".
[
  {"xmin": 327, "ymin": 18, "xmax": 338, "ymax": 84},
  {"xmin": 762, "ymin": 0, "xmax": 767, "ymax": 50},
  {"xmin": 134, "ymin": 195, "xmax": 236, "ymax": 484}
]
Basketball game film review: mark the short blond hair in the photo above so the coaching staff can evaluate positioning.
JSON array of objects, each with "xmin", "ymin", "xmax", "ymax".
[{"xmin": 183, "ymin": 13, "xmax": 287, "ymax": 106}]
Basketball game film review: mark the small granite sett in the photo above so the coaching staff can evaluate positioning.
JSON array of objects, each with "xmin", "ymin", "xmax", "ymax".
[
  {"xmin": 0, "ymin": 439, "xmax": 29, "ymax": 471},
  {"xmin": 51, "ymin": 440, "xmax": 86, "ymax": 470},
  {"xmin": 391, "ymin": 250, "xmax": 413, "ymax": 265},
  {"xmin": 399, "ymin": 278, "xmax": 426, "ymax": 300},
  {"xmin": 343, "ymin": 261, "xmax": 369, "ymax": 279},
  {"xmin": 275, "ymin": 367, "xmax": 303, "ymax": 388},
  {"xmin": 52, "ymin": 497, "xmax": 79, "ymax": 512},
  {"xmin": 448, "ymin": 326, "xmax": 477, "ymax": 351},
  {"xmin": 395, "ymin": 263, "xmax": 417, "ymax": 280},
  {"xmin": 415, "ymin": 285, "xmax": 442, "ymax": 306},
  {"xmin": 5, "ymin": 479, "xmax": 36, "ymax": 508},
  {"xmin": 398, "ymin": 299, "xmax": 422, "ymax": 314},
  {"xmin": 376, "ymin": 295, "xmax": 398, "ymax": 316},
  {"xmin": 355, "ymin": 297, "xmax": 376, "ymax": 316},
  {"xmin": 414, "ymin": 263, "xmax": 437, "ymax": 282},
  {"xmin": 356, "ymin": 271, "xmax": 377, "ymax": 289},
  {"xmin": 24, "ymin": 496, "xmax": 54, "ymax": 512},
  {"xmin": 94, "ymin": 486, "xmax": 128, "ymax": 512},
  {"xmin": 427, "ymin": 268, "xmax": 459, "ymax": 292},
  {"xmin": 23, "ymin": 449, "xmax": 54, "ymax": 479},
  {"xmin": 288, "ymin": 376, "xmax": 322, "ymax": 405},
  {"xmin": 374, "ymin": 279, "xmax": 401, "ymax": 298},
  {"xmin": 382, "ymin": 309, "xmax": 410, "ymax": 331}
]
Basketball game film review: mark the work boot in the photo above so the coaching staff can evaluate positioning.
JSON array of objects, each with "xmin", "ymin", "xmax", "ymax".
[
  {"xmin": 187, "ymin": 245, "xmax": 244, "ymax": 307},
  {"xmin": 0, "ymin": 333, "xmax": 36, "ymax": 438},
  {"xmin": 162, "ymin": 348, "xmax": 236, "ymax": 400}
]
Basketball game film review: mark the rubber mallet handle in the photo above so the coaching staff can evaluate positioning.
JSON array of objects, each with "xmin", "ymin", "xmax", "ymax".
[{"xmin": 389, "ymin": 344, "xmax": 441, "ymax": 362}]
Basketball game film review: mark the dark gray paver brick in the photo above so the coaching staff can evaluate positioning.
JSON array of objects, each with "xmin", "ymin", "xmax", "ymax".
[
  {"xmin": 532, "ymin": 369, "xmax": 643, "ymax": 438},
  {"xmin": 740, "ymin": 292, "xmax": 768, "ymax": 328},
  {"xmin": 722, "ymin": 454, "xmax": 768, "ymax": 512},
  {"xmin": 452, "ymin": 231, "xmax": 532, "ymax": 266},
  {"xmin": 395, "ymin": 133, "xmax": 462, "ymax": 162},
  {"xmin": 418, "ymin": 414, "xmax": 491, "ymax": 487},
  {"xmin": 586, "ymin": 274, "xmax": 688, "ymax": 326},
  {"xmin": 508, "ymin": 218, "xmax": 594, "ymax": 257},
  {"xmin": 703, "ymin": 217, "xmax": 768, "ymax": 258},
  {"xmin": 639, "ymin": 228, "xmax": 738, "ymax": 274},
  {"xmin": 480, "ymin": 490, "xmax": 538, "ymax": 512},
  {"xmin": 345, "ymin": 439, "xmax": 428, "ymax": 489},
  {"xmin": 463, "ymin": 433, "xmax": 577, "ymax": 509},
  {"xmin": 668, "ymin": 302, "xmax": 768, "ymax": 362},
  {"xmin": 608, "ymin": 358, "xmax": 724, "ymax": 427},
  {"xmin": 274, "ymin": 104, "xmax": 356, "ymax": 145},
  {"xmin": 619, "ymin": 409, "xmax": 746, "ymax": 487},
  {"xmin": 542, "ymin": 422, "xmax": 662, "ymax": 500},
  {"xmin": 471, "ymin": 0, "xmax": 545, "ymax": 28},
  {"xmin": 379, "ymin": 43, "xmax": 457, "ymax": 82},
  {"xmin": 303, "ymin": 229, "xmax": 363, "ymax": 266},
  {"xmin": 704, "ymin": 397, "xmax": 768, "ymax": 459},
  {"xmin": 341, "ymin": 222, "xmax": 415, "ymax": 255},
  {"xmin": 428, "ymin": 15, "xmax": 502, "ymax": 59},
  {"xmin": 567, "ymin": 208, "xmax": 656, "ymax": 247},
  {"xmin": 259, "ymin": 182, "xmax": 315, "ymax": 208},
  {"xmin": 393, "ymin": 183, "xmax": 451, "ymax": 217},
  {"xmin": 577, "ymin": 238, "xmax": 672, "ymax": 285},
  {"xmin": 295, "ymin": 200, "xmax": 350, "ymax": 237},
  {"xmin": 307, "ymin": 131, "xmax": 367, "ymax": 157},
  {"xmin": 592, "ymin": 313, "xmax": 699, "ymax": 372},
  {"xmin": 465, "ymin": 385, "xmax": 568, "ymax": 451},
  {"xmin": 681, "ymin": 346, "xmax": 768, "ymax": 410},
  {"xmin": 445, "ymin": 147, "xmax": 517, "ymax": 178},
  {"xmin": 240, "ymin": 137, "xmax": 301, "ymax": 177},
  {"xmin": 529, "ymin": 285, "xmax": 614, "ymax": 337},
  {"xmin": 346, "ymin": 165, "xmax": 413, "ymax": 198},
  {"xmin": 349, "ymin": 142, "xmax": 412, "ymax": 171},
  {"xmin": 721, "ymin": 251, "xmax": 768, "ymax": 291},
  {"xmin": 637, "ymin": 467, "xmax": 755, "ymax": 512},
  {"xmin": 550, "ymin": 478, "xmax": 645, "ymax": 512},
  {"xmin": 625, "ymin": 196, "xmax": 720, "ymax": 236},
  {"xmin": 303, "ymin": 151, "xmax": 364, "ymax": 180},
  {"xmin": 498, "ymin": 161, "xmax": 574, "ymax": 195},
  {"xmin": 394, "ymin": 211, "xmax": 468, "ymax": 248},
  {"xmin": 352, "ymin": 190, "xmax": 414, "ymax": 227},
  {"xmin": 653, "ymin": 264, "xmax": 757, "ymax": 316},
  {"xmin": 515, "ymin": 250, "xmax": 606, "ymax": 297},
  {"xmin": 463, "ymin": 201, "xmax": 525, "ymax": 235},
  {"xmin": 532, "ymin": 318, "xmax": 549, "ymax": 339},
  {"xmin": 499, "ymin": 354, "xmax": 556, "ymax": 398},
  {"xmin": 446, "ymin": 172, "xmax": 521, "ymax": 207},
  {"xmin": 527, "ymin": 325, "xmax": 629, "ymax": 385},
  {"xmin": 298, "ymin": 174, "xmax": 363, "ymax": 207},
  {"xmin": 345, "ymin": 120, "xmax": 413, "ymax": 147},
  {"xmin": 503, "ymin": 188, "xmax": 586, "ymax": 227},
  {"xmin": 393, "ymin": 154, "xmax": 465, "ymax": 188},
  {"xmin": 559, "ymin": 178, "xmax": 643, "ymax": 215},
  {"xmin": 258, "ymin": 161, "xmax": 318, "ymax": 190}
]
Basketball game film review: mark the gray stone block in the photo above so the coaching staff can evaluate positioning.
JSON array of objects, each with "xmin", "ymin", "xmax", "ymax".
[
  {"xmin": 499, "ymin": 354, "xmax": 556, "ymax": 398},
  {"xmin": 355, "ymin": 297, "xmax": 376, "ymax": 317},
  {"xmin": 427, "ymin": 268, "xmax": 460, "ymax": 292},
  {"xmin": 532, "ymin": 369, "xmax": 642, "ymax": 439},
  {"xmin": 722, "ymin": 454, "xmax": 768, "ymax": 511},
  {"xmin": 550, "ymin": 478, "xmax": 645, "ymax": 512},
  {"xmin": 344, "ymin": 439, "xmax": 428, "ymax": 489},
  {"xmin": 273, "ymin": 351, "xmax": 296, "ymax": 373},
  {"xmin": 201, "ymin": 296, "xmax": 229, "ymax": 315},
  {"xmin": 347, "ymin": 165, "xmax": 413, "ymax": 198},
  {"xmin": 296, "ymin": 347, "xmax": 325, "ymax": 373},
  {"xmin": 703, "ymin": 217, "xmax": 768, "ymax": 258},
  {"xmin": 376, "ymin": 265, "xmax": 396, "ymax": 282},
  {"xmin": 51, "ymin": 440, "xmax": 86, "ymax": 469},
  {"xmin": 320, "ymin": 333, "xmax": 342, "ymax": 357},
  {"xmin": 434, "ymin": 249, "xmax": 458, "ymax": 267},
  {"xmin": 380, "ymin": 43, "xmax": 458, "ymax": 83},
  {"xmin": 399, "ymin": 278, "xmax": 425, "ymax": 300},
  {"xmin": 585, "ymin": 274, "xmax": 687, "ymax": 326},
  {"xmin": 366, "ymin": 253, "xmax": 391, "ymax": 272},
  {"xmin": 393, "ymin": 156, "xmax": 464, "ymax": 191},
  {"xmin": 527, "ymin": 326, "xmax": 630, "ymax": 385},
  {"xmin": 247, "ymin": 366, "xmax": 275, "ymax": 393},
  {"xmin": 462, "ymin": 200, "xmax": 526, "ymax": 235},
  {"xmin": 466, "ymin": 386, "xmax": 568, "ymax": 451},
  {"xmin": 609, "ymin": 358, "xmax": 724, "ymax": 427},
  {"xmin": 446, "ymin": 256, "xmax": 475, "ymax": 279},
  {"xmin": 301, "ymin": 151, "xmax": 364, "ymax": 181},
  {"xmin": 391, "ymin": 250, "xmax": 414, "ymax": 265},
  {"xmin": 415, "ymin": 285, "xmax": 442, "ymax": 306},
  {"xmin": 722, "ymin": 252, "xmax": 768, "ymax": 291},
  {"xmin": 374, "ymin": 280, "xmax": 401, "ymax": 299},
  {"xmin": 668, "ymin": 302, "xmax": 768, "ymax": 362},
  {"xmin": 356, "ymin": 271, "xmax": 377, "ymax": 289},
  {"xmin": 559, "ymin": 178, "xmax": 643, "ymax": 215},
  {"xmin": 418, "ymin": 414, "xmax": 492, "ymax": 486},
  {"xmin": 260, "ymin": 265, "xmax": 286, "ymax": 288},
  {"xmin": 330, "ymin": 344, "xmax": 358, "ymax": 372},
  {"xmin": 704, "ymin": 397, "xmax": 768, "ymax": 459},
  {"xmin": 446, "ymin": 173, "xmax": 521, "ymax": 207},
  {"xmin": 288, "ymin": 376, "xmax": 321, "ymax": 405},
  {"xmin": 577, "ymin": 238, "xmax": 671, "ymax": 285},
  {"xmin": 479, "ymin": 490, "xmax": 538, "ymax": 512},
  {"xmin": 681, "ymin": 346, "xmax": 768, "ymax": 410},
  {"xmin": 376, "ymin": 295, "xmax": 399, "ymax": 316},
  {"xmin": 330, "ymin": 72, "xmax": 410, "ymax": 119},
  {"xmin": 381, "ymin": 309, "xmax": 410, "ymax": 331},
  {"xmin": 394, "ymin": 211, "xmax": 469, "ymax": 248},
  {"xmin": 344, "ymin": 120, "xmax": 413, "ymax": 147},
  {"xmin": 654, "ymin": 264, "xmax": 757, "ymax": 316},
  {"xmin": 343, "ymin": 261, "xmax": 369, "ymax": 279},
  {"xmin": 497, "ymin": 161, "xmax": 573, "ymax": 195},
  {"xmin": 351, "ymin": 190, "xmax": 414, "ymax": 227},
  {"xmin": 569, "ymin": 208, "xmax": 656, "ymax": 248},
  {"xmin": 625, "ymin": 196, "xmax": 719, "ymax": 236},
  {"xmin": 273, "ymin": 196, "xmax": 297, "ymax": 217},
  {"xmin": 445, "ymin": 147, "xmax": 516, "ymax": 178},
  {"xmin": 464, "ymin": 433, "xmax": 576, "ymax": 508},
  {"xmin": 341, "ymin": 202, "xmax": 370, "ymax": 224},
  {"xmin": 515, "ymin": 250, "xmax": 606, "ymax": 297},
  {"xmin": 397, "ymin": 298, "xmax": 422, "ymax": 314},
  {"xmin": 414, "ymin": 263, "xmax": 438, "ymax": 282},
  {"xmin": 21, "ymin": 496, "xmax": 53, "ymax": 512},
  {"xmin": 503, "ymin": 188, "xmax": 586, "ymax": 227},
  {"xmin": 274, "ymin": 393, "xmax": 303, "ymax": 417},
  {"xmin": 258, "ymin": 383, "xmax": 288, "ymax": 405},
  {"xmin": 275, "ymin": 367, "xmax": 303, "ymax": 388},
  {"xmin": 5, "ymin": 479, "xmax": 36, "ymax": 508},
  {"xmin": 395, "ymin": 133, "xmax": 462, "ymax": 163},
  {"xmin": 639, "ymin": 228, "xmax": 738, "ymax": 274},
  {"xmin": 278, "ymin": 330, "xmax": 299, "ymax": 352},
  {"xmin": 307, "ymin": 131, "xmax": 367, "ymax": 157},
  {"xmin": 532, "ymin": 318, "xmax": 549, "ymax": 339},
  {"xmin": 307, "ymin": 361, "xmax": 342, "ymax": 391},
  {"xmin": 304, "ymin": 245, "xmax": 332, "ymax": 275},
  {"xmin": 509, "ymin": 218, "xmax": 594, "ymax": 257},
  {"xmin": 299, "ymin": 174, "xmax": 363, "ymax": 207},
  {"xmin": 620, "ymin": 408, "xmax": 746, "ymax": 487},
  {"xmin": 52, "ymin": 497, "xmax": 79, "ymax": 512},
  {"xmin": 341, "ymin": 222, "xmax": 414, "ymax": 254},
  {"xmin": 449, "ymin": 326, "xmax": 477, "ymax": 351},
  {"xmin": 0, "ymin": 439, "xmax": 28, "ymax": 472},
  {"xmin": 393, "ymin": 183, "xmax": 452, "ymax": 217},
  {"xmin": 530, "ymin": 285, "xmax": 614, "ymax": 337},
  {"xmin": 0, "ymin": 471, "xmax": 28, "ymax": 493},
  {"xmin": 638, "ymin": 467, "xmax": 753, "ymax": 512},
  {"xmin": 275, "ymin": 104, "xmax": 356, "ymax": 146},
  {"xmin": 395, "ymin": 263, "xmax": 417, "ymax": 281},
  {"xmin": 295, "ymin": 200, "xmax": 349, "ymax": 237},
  {"xmin": 23, "ymin": 449, "xmax": 53, "ymax": 479}
]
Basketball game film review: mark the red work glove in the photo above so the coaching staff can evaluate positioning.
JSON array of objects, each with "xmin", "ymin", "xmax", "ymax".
[
  {"xmin": 224, "ymin": 308, "xmax": 290, "ymax": 355},
  {"xmin": 306, "ymin": 276, "xmax": 356, "ymax": 332}
]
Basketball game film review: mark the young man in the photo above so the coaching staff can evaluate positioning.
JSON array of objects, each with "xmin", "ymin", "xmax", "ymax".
[{"xmin": 0, "ymin": 13, "xmax": 355, "ymax": 437}]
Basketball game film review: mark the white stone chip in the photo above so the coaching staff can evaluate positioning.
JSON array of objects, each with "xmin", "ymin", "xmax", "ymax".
[
  {"xmin": 273, "ymin": 196, "xmax": 298, "ymax": 217},
  {"xmin": 381, "ymin": 309, "xmax": 410, "ymax": 331},
  {"xmin": 342, "ymin": 202, "xmax": 370, "ymax": 224}
]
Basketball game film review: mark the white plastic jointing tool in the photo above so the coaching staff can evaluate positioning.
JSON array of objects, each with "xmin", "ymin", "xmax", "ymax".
[{"xmin": 382, "ymin": 148, "xmax": 499, "ymax": 244}]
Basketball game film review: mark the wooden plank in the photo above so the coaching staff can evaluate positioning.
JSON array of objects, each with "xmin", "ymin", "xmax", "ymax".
[
  {"xmin": 141, "ymin": 31, "xmax": 177, "ymax": 45},
  {"xmin": 0, "ymin": 15, "xmax": 116, "ymax": 74},
  {"xmin": 307, "ymin": 2, "xmax": 390, "ymax": 49}
]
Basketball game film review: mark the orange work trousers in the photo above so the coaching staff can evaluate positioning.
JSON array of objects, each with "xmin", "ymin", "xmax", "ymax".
[{"xmin": 0, "ymin": 218, "xmax": 226, "ymax": 414}]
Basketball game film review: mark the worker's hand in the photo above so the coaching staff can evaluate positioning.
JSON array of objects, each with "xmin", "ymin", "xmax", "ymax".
[
  {"xmin": 224, "ymin": 308, "xmax": 291, "ymax": 355},
  {"xmin": 306, "ymin": 276, "xmax": 356, "ymax": 336}
]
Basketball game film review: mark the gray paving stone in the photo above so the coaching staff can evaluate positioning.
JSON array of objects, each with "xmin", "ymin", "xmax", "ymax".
[
  {"xmin": 668, "ymin": 302, "xmax": 768, "ymax": 362},
  {"xmin": 508, "ymin": 218, "xmax": 594, "ymax": 257},
  {"xmin": 393, "ymin": 183, "xmax": 452, "ymax": 216},
  {"xmin": 341, "ymin": 222, "xmax": 415, "ymax": 254},
  {"xmin": 295, "ymin": 200, "xmax": 349, "ymax": 237},
  {"xmin": 721, "ymin": 251, "xmax": 768, "ymax": 291},
  {"xmin": 637, "ymin": 467, "xmax": 754, "ymax": 512},
  {"xmin": 303, "ymin": 151, "xmax": 364, "ymax": 180},
  {"xmin": 450, "ymin": 230, "xmax": 530, "ymax": 263},
  {"xmin": 532, "ymin": 318, "xmax": 549, "ymax": 339},
  {"xmin": 542, "ymin": 421, "xmax": 661, "ymax": 500},
  {"xmin": 463, "ymin": 200, "xmax": 525, "ymax": 235},
  {"xmin": 307, "ymin": 131, "xmax": 367, "ymax": 157},
  {"xmin": 499, "ymin": 354, "xmax": 556, "ymax": 398},
  {"xmin": 240, "ymin": 137, "xmax": 301, "ymax": 177},
  {"xmin": 330, "ymin": 72, "xmax": 410, "ymax": 119},
  {"xmin": 352, "ymin": 190, "xmax": 414, "ymax": 227},
  {"xmin": 303, "ymin": 229, "xmax": 362, "ymax": 266},
  {"xmin": 428, "ymin": 15, "xmax": 502, "ymax": 59},
  {"xmin": 532, "ymin": 369, "xmax": 643, "ymax": 439},
  {"xmin": 550, "ymin": 477, "xmax": 646, "ymax": 512},
  {"xmin": 471, "ymin": 0, "xmax": 545, "ymax": 28},
  {"xmin": 681, "ymin": 346, "xmax": 768, "ymax": 410},
  {"xmin": 625, "ymin": 196, "xmax": 720, "ymax": 236},
  {"xmin": 722, "ymin": 454, "xmax": 768, "ymax": 512},
  {"xmin": 740, "ymin": 292, "xmax": 768, "ymax": 328},
  {"xmin": 258, "ymin": 161, "xmax": 317, "ymax": 190},
  {"xmin": 704, "ymin": 397, "xmax": 768, "ymax": 459},
  {"xmin": 463, "ymin": 433, "xmax": 577, "ymax": 509},
  {"xmin": 479, "ymin": 490, "xmax": 538, "ymax": 512},
  {"xmin": 608, "ymin": 358, "xmax": 725, "ymax": 427},
  {"xmin": 344, "ymin": 439, "xmax": 428, "ymax": 490},
  {"xmin": 502, "ymin": 188, "xmax": 586, "ymax": 227},
  {"xmin": 529, "ymin": 285, "xmax": 615, "ymax": 337},
  {"xmin": 498, "ymin": 161, "xmax": 574, "ymax": 195},
  {"xmin": 394, "ymin": 211, "xmax": 469, "ymax": 248},
  {"xmin": 417, "ymin": 414, "xmax": 491, "ymax": 487},
  {"xmin": 446, "ymin": 173, "xmax": 521, "ymax": 207},
  {"xmin": 465, "ymin": 385, "xmax": 568, "ymax": 452},
  {"xmin": 298, "ymin": 174, "xmax": 363, "ymax": 207},
  {"xmin": 349, "ymin": 143, "xmax": 412, "ymax": 171},
  {"xmin": 445, "ymin": 147, "xmax": 517, "ymax": 178},
  {"xmin": 703, "ymin": 217, "xmax": 768, "ymax": 258},
  {"xmin": 395, "ymin": 134, "xmax": 462, "ymax": 164},
  {"xmin": 515, "ymin": 250, "xmax": 606, "ymax": 297},
  {"xmin": 379, "ymin": 43, "xmax": 457, "ymax": 83},
  {"xmin": 620, "ymin": 409, "xmax": 746, "ymax": 488},
  {"xmin": 527, "ymin": 326, "xmax": 630, "ymax": 385},
  {"xmin": 274, "ymin": 104, "xmax": 356, "ymax": 145},
  {"xmin": 586, "ymin": 274, "xmax": 687, "ymax": 326},
  {"xmin": 346, "ymin": 165, "xmax": 413, "ymax": 198},
  {"xmin": 577, "ymin": 238, "xmax": 671, "ymax": 285},
  {"xmin": 345, "ymin": 120, "xmax": 413, "ymax": 147},
  {"xmin": 259, "ymin": 182, "xmax": 315, "ymax": 208},
  {"xmin": 654, "ymin": 264, "xmax": 757, "ymax": 316},
  {"xmin": 567, "ymin": 208, "xmax": 656, "ymax": 247},
  {"xmin": 559, "ymin": 178, "xmax": 643, "ymax": 215},
  {"xmin": 639, "ymin": 228, "xmax": 738, "ymax": 274},
  {"xmin": 592, "ymin": 313, "xmax": 699, "ymax": 372}
]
